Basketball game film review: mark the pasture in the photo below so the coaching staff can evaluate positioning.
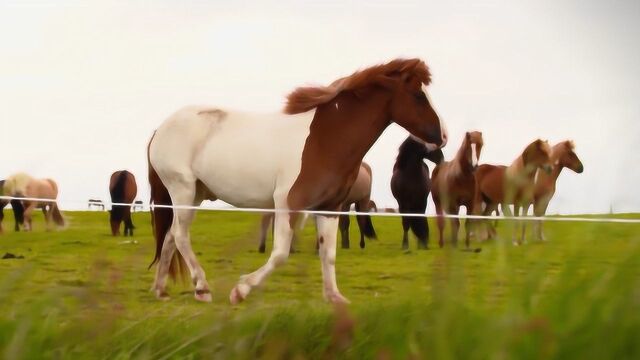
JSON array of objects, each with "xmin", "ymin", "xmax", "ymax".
[{"xmin": 0, "ymin": 210, "xmax": 638, "ymax": 359}]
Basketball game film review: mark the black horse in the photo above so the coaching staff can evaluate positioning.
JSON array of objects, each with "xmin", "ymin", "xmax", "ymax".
[
  {"xmin": 390, "ymin": 137, "xmax": 444, "ymax": 249},
  {"xmin": 0, "ymin": 180, "xmax": 25, "ymax": 233}
]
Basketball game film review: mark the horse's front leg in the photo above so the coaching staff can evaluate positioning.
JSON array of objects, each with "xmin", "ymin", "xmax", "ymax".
[
  {"xmin": 22, "ymin": 202, "xmax": 35, "ymax": 231},
  {"xmin": 316, "ymin": 215, "xmax": 349, "ymax": 304},
  {"xmin": 230, "ymin": 211, "xmax": 294, "ymax": 304}
]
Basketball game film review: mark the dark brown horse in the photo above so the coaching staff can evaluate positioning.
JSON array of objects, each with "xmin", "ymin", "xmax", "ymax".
[
  {"xmin": 475, "ymin": 139, "xmax": 553, "ymax": 244},
  {"xmin": 533, "ymin": 140, "xmax": 583, "ymax": 240},
  {"xmin": 391, "ymin": 136, "xmax": 444, "ymax": 250},
  {"xmin": 0, "ymin": 180, "xmax": 25, "ymax": 233},
  {"xmin": 109, "ymin": 170, "xmax": 138, "ymax": 236},
  {"xmin": 431, "ymin": 131, "xmax": 483, "ymax": 248}
]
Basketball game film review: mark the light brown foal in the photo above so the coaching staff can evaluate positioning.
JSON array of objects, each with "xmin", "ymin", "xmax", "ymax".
[
  {"xmin": 533, "ymin": 140, "xmax": 583, "ymax": 240},
  {"xmin": 475, "ymin": 139, "xmax": 553, "ymax": 245},
  {"xmin": 431, "ymin": 131, "xmax": 483, "ymax": 248}
]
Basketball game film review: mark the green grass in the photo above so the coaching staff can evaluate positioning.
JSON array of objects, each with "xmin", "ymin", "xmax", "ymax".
[{"xmin": 0, "ymin": 210, "xmax": 639, "ymax": 359}]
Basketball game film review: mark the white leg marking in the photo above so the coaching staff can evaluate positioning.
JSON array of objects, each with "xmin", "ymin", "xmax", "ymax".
[
  {"xmin": 230, "ymin": 211, "xmax": 294, "ymax": 304},
  {"xmin": 316, "ymin": 215, "xmax": 349, "ymax": 304}
]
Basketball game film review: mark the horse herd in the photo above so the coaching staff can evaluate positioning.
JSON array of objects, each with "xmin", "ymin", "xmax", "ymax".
[{"xmin": 0, "ymin": 58, "xmax": 583, "ymax": 304}]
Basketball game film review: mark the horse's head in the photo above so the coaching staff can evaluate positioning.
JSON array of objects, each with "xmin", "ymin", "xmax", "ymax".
[
  {"xmin": 463, "ymin": 131, "xmax": 483, "ymax": 171},
  {"xmin": 523, "ymin": 139, "xmax": 553, "ymax": 174},
  {"xmin": 374, "ymin": 59, "xmax": 447, "ymax": 151},
  {"xmin": 400, "ymin": 135, "xmax": 443, "ymax": 164},
  {"xmin": 555, "ymin": 140, "xmax": 584, "ymax": 173}
]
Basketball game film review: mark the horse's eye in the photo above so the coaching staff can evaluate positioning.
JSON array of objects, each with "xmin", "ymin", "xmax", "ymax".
[{"xmin": 414, "ymin": 92, "xmax": 427, "ymax": 102}]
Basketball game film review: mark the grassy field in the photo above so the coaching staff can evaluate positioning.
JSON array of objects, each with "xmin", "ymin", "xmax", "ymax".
[{"xmin": 0, "ymin": 210, "xmax": 638, "ymax": 359}]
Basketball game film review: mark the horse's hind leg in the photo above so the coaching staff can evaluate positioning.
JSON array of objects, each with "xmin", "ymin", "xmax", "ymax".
[
  {"xmin": 43, "ymin": 206, "xmax": 52, "ymax": 231},
  {"xmin": 258, "ymin": 213, "xmax": 273, "ymax": 253},
  {"xmin": 231, "ymin": 210, "xmax": 294, "ymax": 304},
  {"xmin": 167, "ymin": 181, "xmax": 211, "ymax": 302},
  {"xmin": 339, "ymin": 207, "xmax": 350, "ymax": 249},
  {"xmin": 401, "ymin": 216, "xmax": 410, "ymax": 250}
]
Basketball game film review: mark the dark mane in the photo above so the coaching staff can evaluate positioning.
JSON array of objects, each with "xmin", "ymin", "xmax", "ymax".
[{"xmin": 284, "ymin": 58, "xmax": 432, "ymax": 115}]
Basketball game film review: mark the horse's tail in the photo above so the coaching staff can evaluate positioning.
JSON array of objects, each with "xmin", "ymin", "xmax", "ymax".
[
  {"xmin": 409, "ymin": 216, "xmax": 428, "ymax": 242},
  {"xmin": 148, "ymin": 132, "xmax": 187, "ymax": 282},
  {"xmin": 10, "ymin": 199, "xmax": 24, "ymax": 226},
  {"xmin": 355, "ymin": 200, "xmax": 377, "ymax": 240},
  {"xmin": 50, "ymin": 202, "xmax": 65, "ymax": 227}
]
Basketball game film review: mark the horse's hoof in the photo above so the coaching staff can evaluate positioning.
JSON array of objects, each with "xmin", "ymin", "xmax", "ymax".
[
  {"xmin": 326, "ymin": 292, "xmax": 351, "ymax": 305},
  {"xmin": 155, "ymin": 290, "xmax": 171, "ymax": 301},
  {"xmin": 512, "ymin": 241, "xmax": 520, "ymax": 246},
  {"xmin": 229, "ymin": 283, "xmax": 250, "ymax": 305},
  {"xmin": 195, "ymin": 289, "xmax": 212, "ymax": 303}
]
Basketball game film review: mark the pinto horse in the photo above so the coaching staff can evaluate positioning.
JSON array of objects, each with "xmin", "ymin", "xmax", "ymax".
[
  {"xmin": 475, "ymin": 139, "xmax": 552, "ymax": 245},
  {"xmin": 258, "ymin": 162, "xmax": 377, "ymax": 252},
  {"xmin": 4, "ymin": 173, "xmax": 64, "ymax": 231},
  {"xmin": 533, "ymin": 140, "xmax": 583, "ymax": 240},
  {"xmin": 109, "ymin": 170, "xmax": 138, "ymax": 236},
  {"xmin": 148, "ymin": 58, "xmax": 447, "ymax": 304},
  {"xmin": 0, "ymin": 180, "xmax": 25, "ymax": 233},
  {"xmin": 431, "ymin": 131, "xmax": 483, "ymax": 248},
  {"xmin": 390, "ymin": 136, "xmax": 444, "ymax": 250}
]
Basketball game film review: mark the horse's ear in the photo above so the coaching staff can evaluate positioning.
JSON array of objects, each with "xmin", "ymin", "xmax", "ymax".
[{"xmin": 465, "ymin": 132, "xmax": 471, "ymax": 140}]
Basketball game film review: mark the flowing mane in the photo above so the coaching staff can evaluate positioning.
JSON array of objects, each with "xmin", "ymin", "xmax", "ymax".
[{"xmin": 284, "ymin": 58, "xmax": 432, "ymax": 115}]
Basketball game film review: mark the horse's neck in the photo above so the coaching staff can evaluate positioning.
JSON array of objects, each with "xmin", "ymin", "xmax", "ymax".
[
  {"xmin": 507, "ymin": 157, "xmax": 536, "ymax": 182},
  {"xmin": 537, "ymin": 163, "xmax": 563, "ymax": 188},
  {"xmin": 287, "ymin": 91, "xmax": 391, "ymax": 210},
  {"xmin": 452, "ymin": 140, "xmax": 473, "ymax": 175}
]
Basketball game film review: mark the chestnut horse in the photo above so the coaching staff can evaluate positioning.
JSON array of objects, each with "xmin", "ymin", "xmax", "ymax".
[
  {"xmin": 148, "ymin": 58, "xmax": 447, "ymax": 304},
  {"xmin": 109, "ymin": 170, "xmax": 138, "ymax": 236},
  {"xmin": 4, "ymin": 173, "xmax": 64, "ymax": 231},
  {"xmin": 390, "ymin": 136, "xmax": 444, "ymax": 250},
  {"xmin": 0, "ymin": 180, "xmax": 25, "ymax": 233},
  {"xmin": 431, "ymin": 131, "xmax": 483, "ymax": 248},
  {"xmin": 533, "ymin": 140, "xmax": 583, "ymax": 240},
  {"xmin": 475, "ymin": 139, "xmax": 552, "ymax": 245},
  {"xmin": 258, "ymin": 162, "xmax": 377, "ymax": 252}
]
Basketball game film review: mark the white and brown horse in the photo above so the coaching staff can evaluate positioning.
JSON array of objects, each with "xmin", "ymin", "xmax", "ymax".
[
  {"xmin": 3, "ymin": 173, "xmax": 64, "ymax": 231},
  {"xmin": 431, "ymin": 131, "xmax": 483, "ymax": 248},
  {"xmin": 475, "ymin": 139, "xmax": 553, "ymax": 245},
  {"xmin": 148, "ymin": 58, "xmax": 447, "ymax": 304},
  {"xmin": 533, "ymin": 140, "xmax": 583, "ymax": 240},
  {"xmin": 258, "ymin": 162, "xmax": 377, "ymax": 252}
]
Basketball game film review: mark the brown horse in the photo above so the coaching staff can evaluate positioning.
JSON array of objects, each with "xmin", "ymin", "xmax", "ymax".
[
  {"xmin": 533, "ymin": 140, "xmax": 583, "ymax": 240},
  {"xmin": 148, "ymin": 58, "xmax": 447, "ymax": 304},
  {"xmin": 0, "ymin": 180, "xmax": 25, "ymax": 233},
  {"xmin": 4, "ymin": 173, "xmax": 64, "ymax": 231},
  {"xmin": 431, "ymin": 131, "xmax": 483, "ymax": 248},
  {"xmin": 475, "ymin": 139, "xmax": 553, "ymax": 244},
  {"xmin": 109, "ymin": 170, "xmax": 138, "ymax": 236},
  {"xmin": 391, "ymin": 136, "xmax": 444, "ymax": 250},
  {"xmin": 258, "ymin": 162, "xmax": 377, "ymax": 252}
]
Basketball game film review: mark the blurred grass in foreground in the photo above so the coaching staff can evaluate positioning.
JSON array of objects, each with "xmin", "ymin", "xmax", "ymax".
[{"xmin": 0, "ymin": 210, "xmax": 638, "ymax": 359}]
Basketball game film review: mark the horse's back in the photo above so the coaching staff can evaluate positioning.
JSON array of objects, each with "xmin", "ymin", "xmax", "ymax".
[{"xmin": 151, "ymin": 106, "xmax": 314, "ymax": 208}]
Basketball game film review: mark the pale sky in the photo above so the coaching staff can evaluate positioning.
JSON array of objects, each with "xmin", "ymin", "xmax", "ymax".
[{"xmin": 1, "ymin": 0, "xmax": 639, "ymax": 214}]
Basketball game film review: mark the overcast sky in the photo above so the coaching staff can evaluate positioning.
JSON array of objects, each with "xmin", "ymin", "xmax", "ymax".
[{"xmin": 1, "ymin": 0, "xmax": 639, "ymax": 214}]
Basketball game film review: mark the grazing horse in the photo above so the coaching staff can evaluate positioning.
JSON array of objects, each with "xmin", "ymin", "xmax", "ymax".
[
  {"xmin": 258, "ymin": 162, "xmax": 378, "ymax": 252},
  {"xmin": 4, "ymin": 173, "xmax": 64, "ymax": 231},
  {"xmin": 431, "ymin": 131, "xmax": 483, "ymax": 248},
  {"xmin": 475, "ymin": 139, "xmax": 553, "ymax": 245},
  {"xmin": 390, "ymin": 136, "xmax": 445, "ymax": 250},
  {"xmin": 109, "ymin": 170, "xmax": 138, "ymax": 236},
  {"xmin": 0, "ymin": 180, "xmax": 25, "ymax": 233},
  {"xmin": 148, "ymin": 58, "xmax": 447, "ymax": 304},
  {"xmin": 533, "ymin": 140, "xmax": 583, "ymax": 240}
]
